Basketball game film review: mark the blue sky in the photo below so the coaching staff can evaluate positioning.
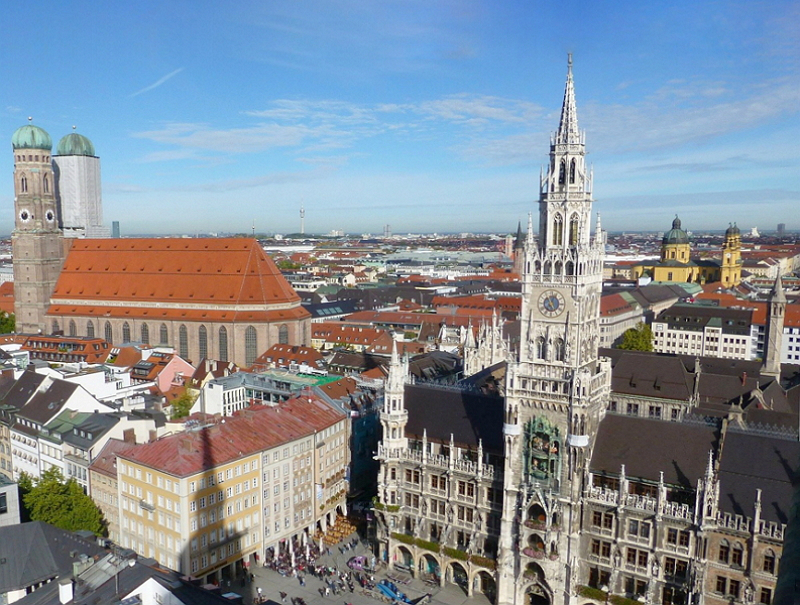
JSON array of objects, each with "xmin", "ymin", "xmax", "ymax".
[{"xmin": 1, "ymin": 0, "xmax": 798, "ymax": 235}]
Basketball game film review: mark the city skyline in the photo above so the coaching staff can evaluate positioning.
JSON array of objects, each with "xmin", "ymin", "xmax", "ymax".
[{"xmin": 1, "ymin": 1, "xmax": 798, "ymax": 236}]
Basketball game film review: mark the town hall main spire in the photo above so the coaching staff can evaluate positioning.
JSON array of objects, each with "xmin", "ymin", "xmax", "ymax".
[{"xmin": 555, "ymin": 53, "xmax": 581, "ymax": 146}]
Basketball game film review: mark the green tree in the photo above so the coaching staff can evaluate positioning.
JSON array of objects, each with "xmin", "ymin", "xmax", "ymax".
[
  {"xmin": 618, "ymin": 322, "xmax": 654, "ymax": 351},
  {"xmin": 22, "ymin": 467, "xmax": 106, "ymax": 535},
  {"xmin": 170, "ymin": 391, "xmax": 197, "ymax": 420},
  {"xmin": 0, "ymin": 312, "xmax": 14, "ymax": 334}
]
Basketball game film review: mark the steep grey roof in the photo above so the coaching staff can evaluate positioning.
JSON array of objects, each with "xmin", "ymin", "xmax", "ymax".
[
  {"xmin": 14, "ymin": 554, "xmax": 241, "ymax": 605},
  {"xmin": 606, "ymin": 350, "xmax": 694, "ymax": 401},
  {"xmin": 404, "ymin": 383, "xmax": 505, "ymax": 453},
  {"xmin": 1, "ymin": 371, "xmax": 46, "ymax": 409},
  {"xmin": 591, "ymin": 414, "xmax": 719, "ymax": 489},
  {"xmin": 0, "ymin": 521, "xmax": 105, "ymax": 593},
  {"xmin": 61, "ymin": 413, "xmax": 120, "ymax": 450},
  {"xmin": 17, "ymin": 380, "xmax": 80, "ymax": 424},
  {"xmin": 718, "ymin": 430, "xmax": 800, "ymax": 525}
]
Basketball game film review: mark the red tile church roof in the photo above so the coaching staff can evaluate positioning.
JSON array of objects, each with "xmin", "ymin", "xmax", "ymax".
[{"xmin": 48, "ymin": 238, "xmax": 309, "ymax": 322}]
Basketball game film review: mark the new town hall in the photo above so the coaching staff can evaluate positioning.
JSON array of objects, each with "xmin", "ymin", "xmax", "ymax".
[{"xmin": 375, "ymin": 58, "xmax": 794, "ymax": 605}]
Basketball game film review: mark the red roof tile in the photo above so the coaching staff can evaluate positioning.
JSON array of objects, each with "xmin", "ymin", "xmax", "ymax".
[
  {"xmin": 49, "ymin": 238, "xmax": 309, "ymax": 322},
  {"xmin": 118, "ymin": 396, "xmax": 345, "ymax": 477}
]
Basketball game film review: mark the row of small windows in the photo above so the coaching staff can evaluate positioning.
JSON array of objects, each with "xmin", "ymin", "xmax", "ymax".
[
  {"xmin": 15, "ymin": 155, "xmax": 50, "ymax": 162},
  {"xmin": 54, "ymin": 320, "xmax": 290, "ymax": 364}
]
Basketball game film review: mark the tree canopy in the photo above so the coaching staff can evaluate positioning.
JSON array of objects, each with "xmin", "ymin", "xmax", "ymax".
[
  {"xmin": 170, "ymin": 391, "xmax": 197, "ymax": 420},
  {"xmin": 618, "ymin": 322, "xmax": 654, "ymax": 352},
  {"xmin": 0, "ymin": 312, "xmax": 14, "ymax": 334},
  {"xmin": 21, "ymin": 467, "xmax": 106, "ymax": 535}
]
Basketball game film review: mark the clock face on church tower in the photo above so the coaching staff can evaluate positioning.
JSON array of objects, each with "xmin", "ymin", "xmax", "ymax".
[{"xmin": 538, "ymin": 290, "xmax": 566, "ymax": 318}]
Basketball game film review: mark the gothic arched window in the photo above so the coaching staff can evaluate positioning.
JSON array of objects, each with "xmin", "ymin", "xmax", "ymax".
[
  {"xmin": 555, "ymin": 338, "xmax": 565, "ymax": 361},
  {"xmin": 569, "ymin": 214, "xmax": 579, "ymax": 245},
  {"xmin": 20, "ymin": 175, "xmax": 27, "ymax": 193},
  {"xmin": 159, "ymin": 323, "xmax": 168, "ymax": 345},
  {"xmin": 68, "ymin": 320, "xmax": 76, "ymax": 337},
  {"xmin": 219, "ymin": 326, "xmax": 228, "ymax": 362},
  {"xmin": 52, "ymin": 320, "xmax": 60, "ymax": 334},
  {"xmin": 569, "ymin": 158, "xmax": 576, "ymax": 184},
  {"xmin": 104, "ymin": 322, "xmax": 113, "ymax": 344},
  {"xmin": 245, "ymin": 326, "xmax": 258, "ymax": 366},
  {"xmin": 43, "ymin": 175, "xmax": 49, "ymax": 193},
  {"xmin": 122, "ymin": 322, "xmax": 131, "ymax": 343},
  {"xmin": 536, "ymin": 337, "xmax": 546, "ymax": 359},
  {"xmin": 141, "ymin": 323, "xmax": 150, "ymax": 345},
  {"xmin": 198, "ymin": 325, "xmax": 208, "ymax": 361},
  {"xmin": 558, "ymin": 160, "xmax": 566, "ymax": 185},
  {"xmin": 86, "ymin": 320, "xmax": 95, "ymax": 339},
  {"xmin": 278, "ymin": 324, "xmax": 289, "ymax": 345},
  {"xmin": 179, "ymin": 325, "xmax": 188, "ymax": 359},
  {"xmin": 553, "ymin": 215, "xmax": 563, "ymax": 246}
]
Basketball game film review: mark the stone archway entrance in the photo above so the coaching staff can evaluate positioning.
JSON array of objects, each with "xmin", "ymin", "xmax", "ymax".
[
  {"xmin": 474, "ymin": 570, "xmax": 496, "ymax": 604},
  {"xmin": 527, "ymin": 583, "xmax": 551, "ymax": 605},
  {"xmin": 419, "ymin": 553, "xmax": 441, "ymax": 583},
  {"xmin": 448, "ymin": 561, "xmax": 469, "ymax": 593},
  {"xmin": 397, "ymin": 545, "xmax": 413, "ymax": 568}
]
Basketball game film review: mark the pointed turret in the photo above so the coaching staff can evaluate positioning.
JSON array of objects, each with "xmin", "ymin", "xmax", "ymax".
[
  {"xmin": 514, "ymin": 221, "xmax": 524, "ymax": 250},
  {"xmin": 555, "ymin": 53, "xmax": 580, "ymax": 145},
  {"xmin": 763, "ymin": 274, "xmax": 786, "ymax": 378},
  {"xmin": 772, "ymin": 273, "xmax": 787, "ymax": 304}
]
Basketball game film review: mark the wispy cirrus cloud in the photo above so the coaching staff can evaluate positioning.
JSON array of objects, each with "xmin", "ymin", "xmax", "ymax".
[{"xmin": 130, "ymin": 68, "xmax": 185, "ymax": 98}]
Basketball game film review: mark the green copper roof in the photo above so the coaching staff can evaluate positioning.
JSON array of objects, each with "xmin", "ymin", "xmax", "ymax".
[
  {"xmin": 12, "ymin": 124, "xmax": 52, "ymax": 151},
  {"xmin": 57, "ymin": 131, "xmax": 95, "ymax": 156},
  {"xmin": 662, "ymin": 215, "xmax": 690, "ymax": 245}
]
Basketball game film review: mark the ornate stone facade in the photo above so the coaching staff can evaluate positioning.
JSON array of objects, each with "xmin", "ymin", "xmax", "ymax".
[{"xmin": 497, "ymin": 53, "xmax": 610, "ymax": 605}]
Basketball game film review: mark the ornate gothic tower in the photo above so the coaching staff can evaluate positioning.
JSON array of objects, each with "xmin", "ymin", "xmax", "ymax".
[
  {"xmin": 496, "ymin": 56, "xmax": 611, "ymax": 605},
  {"xmin": 11, "ymin": 122, "xmax": 65, "ymax": 334},
  {"xmin": 762, "ymin": 274, "xmax": 786, "ymax": 378},
  {"xmin": 720, "ymin": 223, "xmax": 742, "ymax": 287}
]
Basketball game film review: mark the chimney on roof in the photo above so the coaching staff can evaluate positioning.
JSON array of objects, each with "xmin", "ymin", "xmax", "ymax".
[
  {"xmin": 123, "ymin": 428, "xmax": 136, "ymax": 444},
  {"xmin": 148, "ymin": 429, "xmax": 157, "ymax": 442},
  {"xmin": 742, "ymin": 371, "xmax": 747, "ymax": 386},
  {"xmin": 58, "ymin": 577, "xmax": 74, "ymax": 604}
]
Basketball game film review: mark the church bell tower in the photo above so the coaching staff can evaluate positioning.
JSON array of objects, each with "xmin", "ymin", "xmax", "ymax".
[
  {"xmin": 11, "ymin": 120, "xmax": 65, "ymax": 334},
  {"xmin": 496, "ymin": 55, "xmax": 611, "ymax": 605}
]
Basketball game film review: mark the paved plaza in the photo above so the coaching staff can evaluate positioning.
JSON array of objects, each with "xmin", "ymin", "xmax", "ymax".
[{"xmin": 236, "ymin": 532, "xmax": 494, "ymax": 605}]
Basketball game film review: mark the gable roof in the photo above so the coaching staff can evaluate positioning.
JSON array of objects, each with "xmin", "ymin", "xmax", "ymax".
[
  {"xmin": 404, "ymin": 384, "xmax": 505, "ymax": 453},
  {"xmin": 119, "ymin": 395, "xmax": 345, "ymax": 477},
  {"xmin": 48, "ymin": 238, "xmax": 308, "ymax": 323},
  {"xmin": 0, "ymin": 521, "xmax": 105, "ymax": 592},
  {"xmin": 718, "ymin": 429, "xmax": 800, "ymax": 525},
  {"xmin": 591, "ymin": 414, "xmax": 720, "ymax": 489}
]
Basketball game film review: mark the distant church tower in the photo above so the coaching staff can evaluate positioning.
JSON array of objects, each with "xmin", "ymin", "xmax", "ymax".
[
  {"xmin": 496, "ymin": 55, "xmax": 611, "ymax": 605},
  {"xmin": 53, "ymin": 127, "xmax": 110, "ymax": 238},
  {"xmin": 720, "ymin": 223, "xmax": 742, "ymax": 287},
  {"xmin": 11, "ymin": 122, "xmax": 66, "ymax": 333}
]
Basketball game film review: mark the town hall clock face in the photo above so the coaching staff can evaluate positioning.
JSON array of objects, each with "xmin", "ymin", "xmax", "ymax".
[{"xmin": 538, "ymin": 290, "xmax": 566, "ymax": 318}]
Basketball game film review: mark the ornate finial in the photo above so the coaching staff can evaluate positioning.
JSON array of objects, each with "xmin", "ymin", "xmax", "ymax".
[
  {"xmin": 567, "ymin": 52, "xmax": 573, "ymax": 69},
  {"xmin": 72, "ymin": 125, "xmax": 77, "ymax": 131},
  {"xmin": 28, "ymin": 116, "xmax": 33, "ymax": 123}
]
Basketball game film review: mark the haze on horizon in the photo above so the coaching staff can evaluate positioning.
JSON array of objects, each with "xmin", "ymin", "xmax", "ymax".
[{"xmin": 0, "ymin": 1, "xmax": 798, "ymax": 236}]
